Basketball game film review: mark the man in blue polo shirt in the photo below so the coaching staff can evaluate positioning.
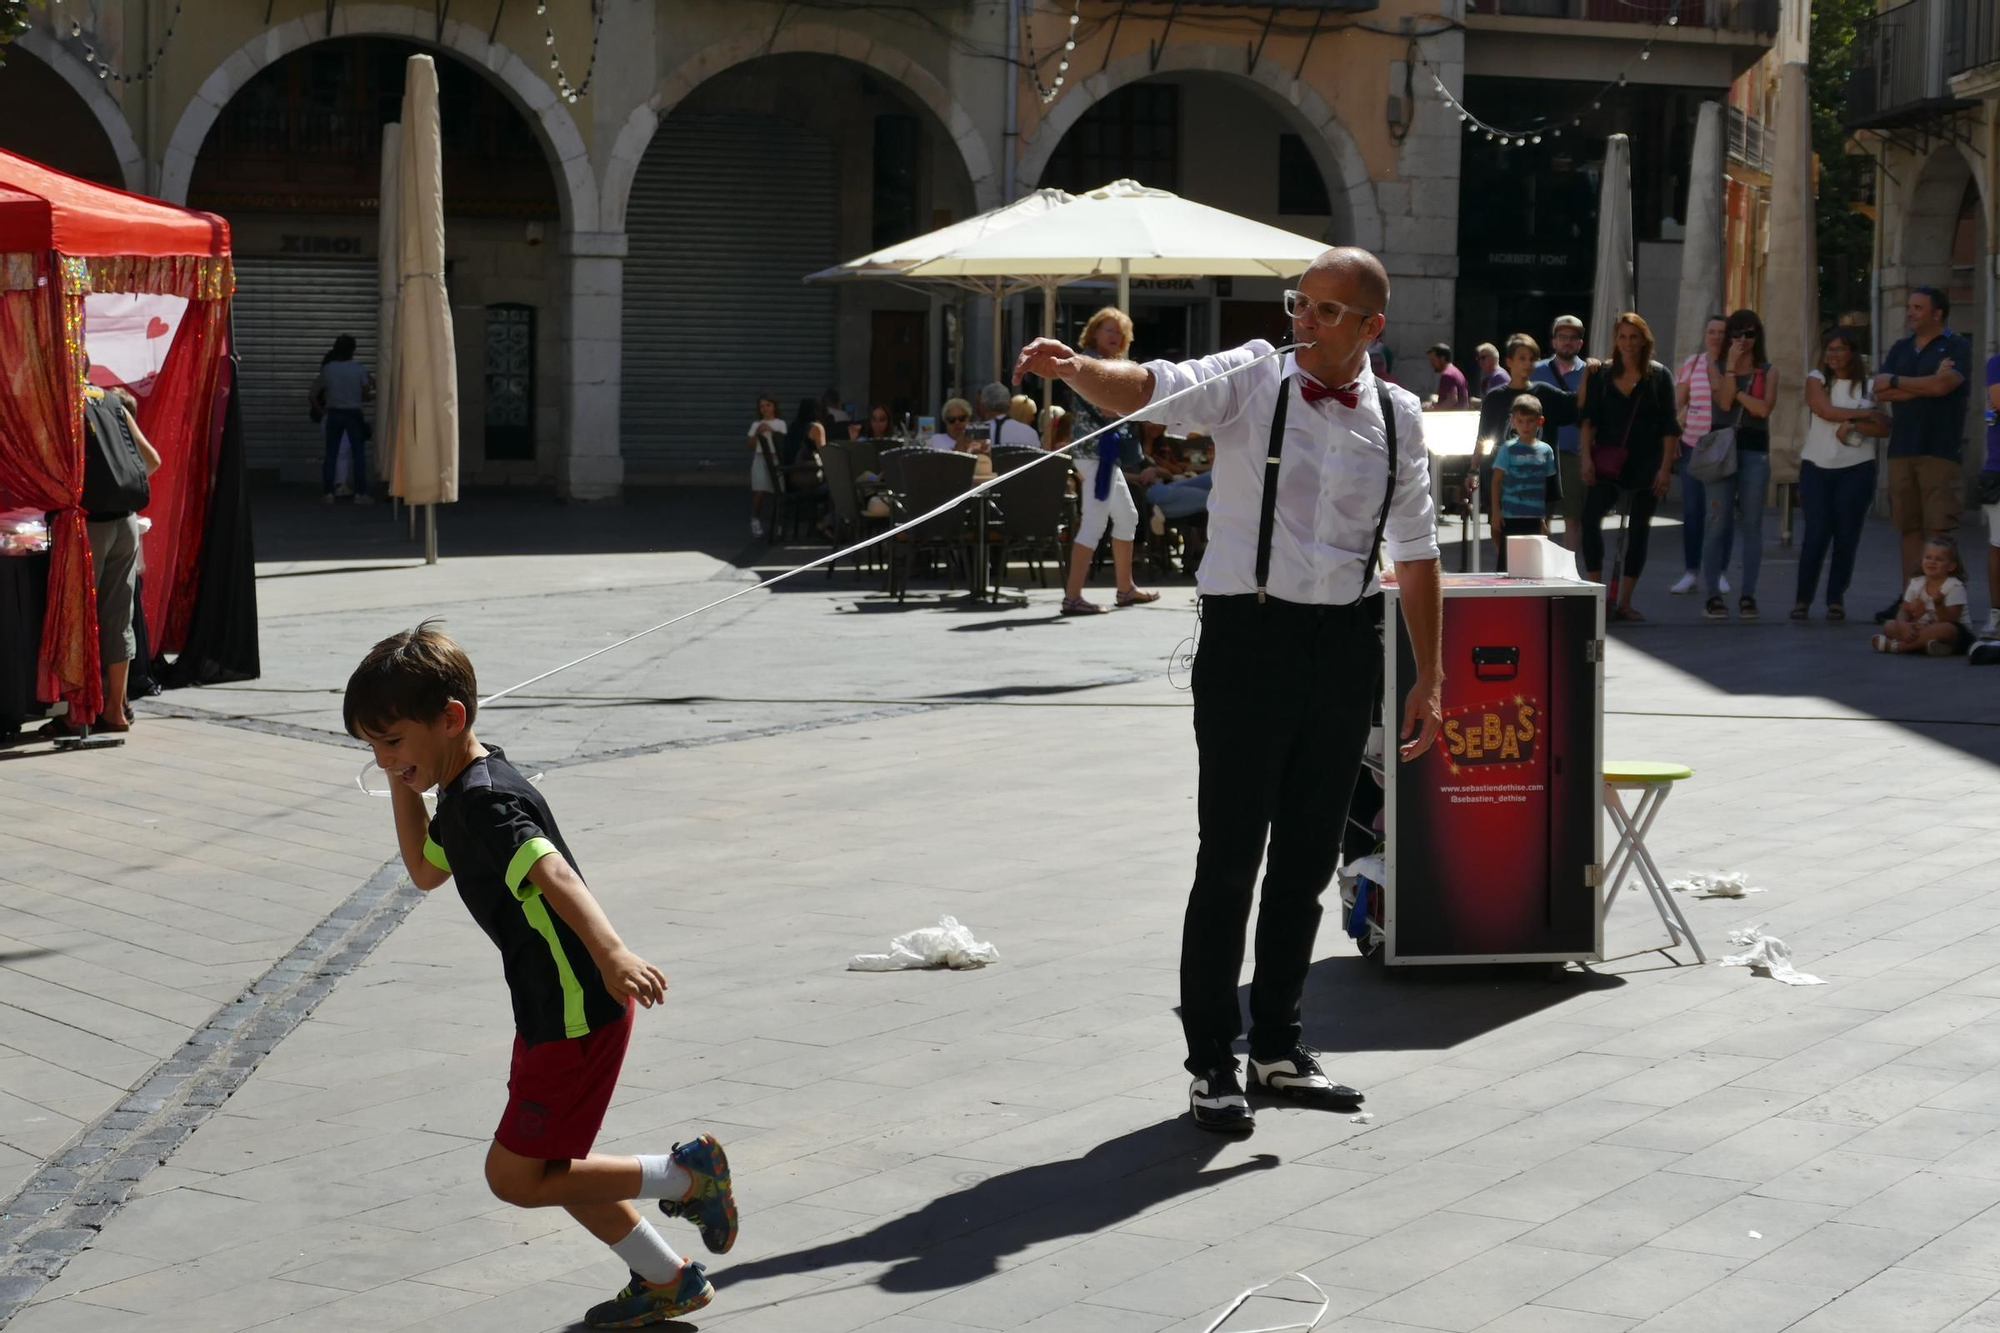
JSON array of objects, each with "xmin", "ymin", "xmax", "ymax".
[
  {"xmin": 1531, "ymin": 315, "xmax": 1589, "ymax": 550},
  {"xmin": 1873, "ymin": 286, "xmax": 1972, "ymax": 623}
]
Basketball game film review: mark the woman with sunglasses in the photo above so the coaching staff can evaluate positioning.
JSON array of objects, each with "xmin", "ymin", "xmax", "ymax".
[
  {"xmin": 927, "ymin": 397, "xmax": 976, "ymax": 452},
  {"xmin": 1702, "ymin": 310, "xmax": 1779, "ymax": 619}
]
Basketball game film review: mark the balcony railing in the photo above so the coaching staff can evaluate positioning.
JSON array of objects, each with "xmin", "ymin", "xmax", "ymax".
[
  {"xmin": 1726, "ymin": 105, "xmax": 1769, "ymax": 172},
  {"xmin": 1847, "ymin": 0, "xmax": 1999, "ymax": 130},
  {"xmin": 1468, "ymin": 0, "xmax": 1777, "ymax": 30}
]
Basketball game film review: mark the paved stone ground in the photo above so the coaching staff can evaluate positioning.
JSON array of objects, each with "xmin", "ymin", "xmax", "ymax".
[{"xmin": 3, "ymin": 487, "xmax": 1999, "ymax": 1332}]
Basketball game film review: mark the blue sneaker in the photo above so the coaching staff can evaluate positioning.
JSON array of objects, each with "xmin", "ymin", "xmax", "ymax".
[
  {"xmin": 584, "ymin": 1262, "xmax": 713, "ymax": 1328},
  {"xmin": 659, "ymin": 1133, "xmax": 738, "ymax": 1254}
]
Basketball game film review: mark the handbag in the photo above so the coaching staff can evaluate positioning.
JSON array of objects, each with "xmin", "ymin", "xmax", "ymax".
[
  {"xmin": 79, "ymin": 394, "xmax": 151, "ymax": 516},
  {"xmin": 1590, "ymin": 366, "xmax": 1643, "ymax": 482},
  {"xmin": 1688, "ymin": 367, "xmax": 1749, "ymax": 484}
]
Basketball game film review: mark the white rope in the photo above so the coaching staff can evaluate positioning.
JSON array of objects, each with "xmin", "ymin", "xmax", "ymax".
[
  {"xmin": 353, "ymin": 339, "xmax": 1310, "ymax": 796},
  {"xmin": 1199, "ymin": 1271, "xmax": 1331, "ymax": 1333},
  {"xmin": 478, "ymin": 340, "xmax": 1310, "ymax": 708}
]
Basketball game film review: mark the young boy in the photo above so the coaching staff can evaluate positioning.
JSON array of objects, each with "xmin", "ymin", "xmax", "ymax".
[
  {"xmin": 1491, "ymin": 394, "xmax": 1558, "ymax": 574},
  {"xmin": 345, "ymin": 623, "xmax": 737, "ymax": 1329}
]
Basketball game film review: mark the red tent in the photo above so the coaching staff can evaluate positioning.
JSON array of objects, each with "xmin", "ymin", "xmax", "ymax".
[{"xmin": 0, "ymin": 149, "xmax": 233, "ymax": 725}]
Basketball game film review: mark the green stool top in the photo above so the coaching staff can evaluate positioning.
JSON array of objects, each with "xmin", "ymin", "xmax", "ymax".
[{"xmin": 1604, "ymin": 761, "xmax": 1694, "ymax": 784}]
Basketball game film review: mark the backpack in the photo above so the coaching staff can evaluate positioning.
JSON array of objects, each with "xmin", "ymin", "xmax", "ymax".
[{"xmin": 79, "ymin": 394, "xmax": 151, "ymax": 517}]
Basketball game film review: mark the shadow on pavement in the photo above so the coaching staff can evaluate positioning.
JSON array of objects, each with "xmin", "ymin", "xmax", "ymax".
[
  {"xmin": 1291, "ymin": 955, "xmax": 1625, "ymax": 1055},
  {"xmin": 716, "ymin": 1119, "xmax": 1276, "ymax": 1295}
]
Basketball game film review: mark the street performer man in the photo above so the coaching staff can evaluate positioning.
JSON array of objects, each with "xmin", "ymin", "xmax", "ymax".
[{"xmin": 1014, "ymin": 247, "xmax": 1444, "ymax": 1132}]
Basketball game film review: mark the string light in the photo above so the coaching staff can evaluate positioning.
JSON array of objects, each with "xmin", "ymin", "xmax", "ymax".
[
  {"xmin": 64, "ymin": 0, "xmax": 185, "ymax": 85},
  {"xmin": 1024, "ymin": 0, "xmax": 1083, "ymax": 106},
  {"xmin": 1425, "ymin": 0, "xmax": 1679, "ymax": 146},
  {"xmin": 545, "ymin": 0, "xmax": 603, "ymax": 103}
]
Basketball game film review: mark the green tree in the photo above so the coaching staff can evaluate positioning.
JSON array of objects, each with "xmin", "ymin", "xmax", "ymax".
[{"xmin": 1810, "ymin": 0, "xmax": 1876, "ymax": 325}]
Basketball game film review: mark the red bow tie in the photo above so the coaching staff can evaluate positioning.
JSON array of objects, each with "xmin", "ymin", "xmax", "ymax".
[{"xmin": 1299, "ymin": 378, "xmax": 1359, "ymax": 409}]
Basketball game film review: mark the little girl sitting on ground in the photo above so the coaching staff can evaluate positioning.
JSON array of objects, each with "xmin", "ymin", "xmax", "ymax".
[{"xmin": 1873, "ymin": 536, "xmax": 1973, "ymax": 656}]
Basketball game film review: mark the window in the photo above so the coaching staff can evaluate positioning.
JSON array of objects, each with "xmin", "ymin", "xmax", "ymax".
[
  {"xmin": 1277, "ymin": 134, "xmax": 1333, "ymax": 216},
  {"xmin": 872, "ymin": 115, "xmax": 921, "ymax": 251},
  {"xmin": 484, "ymin": 304, "xmax": 535, "ymax": 461},
  {"xmin": 1045, "ymin": 84, "xmax": 1179, "ymax": 195}
]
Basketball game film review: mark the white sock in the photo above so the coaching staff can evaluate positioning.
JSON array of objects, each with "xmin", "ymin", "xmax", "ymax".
[
  {"xmin": 610, "ymin": 1217, "xmax": 685, "ymax": 1285},
  {"xmin": 636, "ymin": 1154, "xmax": 692, "ymax": 1202}
]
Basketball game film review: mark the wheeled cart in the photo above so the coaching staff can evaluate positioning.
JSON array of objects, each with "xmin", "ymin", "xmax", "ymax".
[{"xmin": 1341, "ymin": 572, "xmax": 1605, "ymax": 965}]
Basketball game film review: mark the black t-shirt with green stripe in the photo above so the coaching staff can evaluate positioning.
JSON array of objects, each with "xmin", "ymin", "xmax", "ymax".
[{"xmin": 424, "ymin": 748, "xmax": 625, "ymax": 1046}]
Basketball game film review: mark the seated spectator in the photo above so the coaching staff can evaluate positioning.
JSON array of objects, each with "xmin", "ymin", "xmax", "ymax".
[
  {"xmin": 1041, "ymin": 405, "xmax": 1070, "ymax": 451},
  {"xmin": 1009, "ymin": 394, "xmax": 1039, "ymax": 429},
  {"xmin": 928, "ymin": 397, "xmax": 975, "ymax": 451},
  {"xmin": 1147, "ymin": 470, "xmax": 1213, "ymax": 520},
  {"xmin": 980, "ymin": 382, "xmax": 1041, "ymax": 448},
  {"xmin": 1873, "ymin": 535, "xmax": 1974, "ymax": 655}
]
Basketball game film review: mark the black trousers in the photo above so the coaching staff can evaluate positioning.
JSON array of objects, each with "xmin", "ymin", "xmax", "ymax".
[
  {"xmin": 1181, "ymin": 594, "xmax": 1377, "ymax": 1075},
  {"xmin": 1580, "ymin": 482, "xmax": 1658, "ymax": 580}
]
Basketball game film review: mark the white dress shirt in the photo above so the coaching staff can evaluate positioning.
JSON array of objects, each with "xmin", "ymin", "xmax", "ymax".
[
  {"xmin": 1135, "ymin": 340, "xmax": 1439, "ymax": 604},
  {"xmin": 991, "ymin": 417, "xmax": 1042, "ymax": 448}
]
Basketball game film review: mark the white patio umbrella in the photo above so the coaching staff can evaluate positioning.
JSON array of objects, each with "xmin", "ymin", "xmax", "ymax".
[
  {"xmin": 806, "ymin": 188, "xmax": 1076, "ymax": 387},
  {"xmin": 1673, "ymin": 105, "xmax": 1724, "ymax": 371},
  {"xmin": 390, "ymin": 54, "xmax": 457, "ymax": 563},
  {"xmin": 906, "ymin": 178, "xmax": 1326, "ymax": 396},
  {"xmin": 1589, "ymin": 136, "xmax": 1636, "ymax": 354},
  {"xmin": 376, "ymin": 121, "xmax": 401, "ymax": 502}
]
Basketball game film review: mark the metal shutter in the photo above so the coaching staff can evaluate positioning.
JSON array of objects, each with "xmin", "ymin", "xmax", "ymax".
[
  {"xmin": 231, "ymin": 255, "xmax": 379, "ymax": 482},
  {"xmin": 621, "ymin": 110, "xmax": 838, "ymax": 480}
]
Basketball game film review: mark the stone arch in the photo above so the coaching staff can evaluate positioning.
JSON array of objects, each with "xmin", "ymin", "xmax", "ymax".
[
  {"xmin": 158, "ymin": 3, "xmax": 598, "ymax": 231},
  {"xmin": 602, "ymin": 23, "xmax": 999, "ymax": 233},
  {"xmin": 1017, "ymin": 46, "xmax": 1383, "ymax": 251},
  {"xmin": 12, "ymin": 28, "xmax": 147, "ymax": 191}
]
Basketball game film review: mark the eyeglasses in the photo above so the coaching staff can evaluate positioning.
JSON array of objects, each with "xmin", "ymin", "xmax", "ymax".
[
  {"xmin": 1283, "ymin": 290, "xmax": 1375, "ymax": 327},
  {"xmin": 944, "ymin": 414, "xmax": 968, "ymax": 424}
]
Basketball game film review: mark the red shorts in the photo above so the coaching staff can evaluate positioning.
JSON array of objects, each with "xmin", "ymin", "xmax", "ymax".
[{"xmin": 494, "ymin": 1000, "xmax": 633, "ymax": 1161}]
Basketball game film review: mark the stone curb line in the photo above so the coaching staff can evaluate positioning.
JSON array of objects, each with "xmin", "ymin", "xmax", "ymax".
[{"xmin": 0, "ymin": 860, "xmax": 424, "ymax": 1327}]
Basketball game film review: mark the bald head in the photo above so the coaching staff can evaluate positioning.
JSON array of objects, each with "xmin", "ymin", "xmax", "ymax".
[{"xmin": 1306, "ymin": 247, "xmax": 1390, "ymax": 316}]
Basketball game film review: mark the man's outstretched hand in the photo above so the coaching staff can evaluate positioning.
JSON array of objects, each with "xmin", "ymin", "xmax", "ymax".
[{"xmin": 1014, "ymin": 338, "xmax": 1080, "ymax": 386}]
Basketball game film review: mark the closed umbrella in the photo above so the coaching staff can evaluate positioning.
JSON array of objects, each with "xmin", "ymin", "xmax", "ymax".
[
  {"xmin": 1590, "ymin": 136, "xmax": 1636, "ymax": 354},
  {"xmin": 1762, "ymin": 61, "xmax": 1816, "ymax": 494},
  {"xmin": 376, "ymin": 121, "xmax": 401, "ymax": 502},
  {"xmin": 391, "ymin": 54, "xmax": 457, "ymax": 563},
  {"xmin": 1674, "ymin": 105, "xmax": 1724, "ymax": 370}
]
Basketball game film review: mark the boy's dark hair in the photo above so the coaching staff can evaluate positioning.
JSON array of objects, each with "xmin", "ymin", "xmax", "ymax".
[
  {"xmin": 1510, "ymin": 393, "xmax": 1543, "ymax": 418},
  {"xmin": 1503, "ymin": 333, "xmax": 1538, "ymax": 361},
  {"xmin": 1429, "ymin": 342, "xmax": 1453, "ymax": 360},
  {"xmin": 343, "ymin": 619, "xmax": 479, "ymax": 738}
]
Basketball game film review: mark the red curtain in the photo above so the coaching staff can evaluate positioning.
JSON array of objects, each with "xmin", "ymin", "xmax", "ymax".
[
  {"xmin": 0, "ymin": 253, "xmax": 100, "ymax": 720},
  {"xmin": 137, "ymin": 296, "xmax": 228, "ymax": 650}
]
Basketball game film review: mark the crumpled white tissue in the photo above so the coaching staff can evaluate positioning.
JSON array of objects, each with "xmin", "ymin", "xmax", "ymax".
[
  {"xmin": 849, "ymin": 916, "xmax": 999, "ymax": 971},
  {"xmin": 1719, "ymin": 924, "xmax": 1825, "ymax": 986},
  {"xmin": 1670, "ymin": 870, "xmax": 1763, "ymax": 898}
]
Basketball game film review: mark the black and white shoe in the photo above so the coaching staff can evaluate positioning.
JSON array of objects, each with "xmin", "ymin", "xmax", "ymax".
[
  {"xmin": 1248, "ymin": 1045, "xmax": 1362, "ymax": 1107},
  {"xmin": 1189, "ymin": 1063, "xmax": 1255, "ymax": 1134}
]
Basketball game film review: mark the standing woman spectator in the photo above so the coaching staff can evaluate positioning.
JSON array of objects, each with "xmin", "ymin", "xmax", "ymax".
[
  {"xmin": 311, "ymin": 335, "xmax": 374, "ymax": 504},
  {"xmin": 745, "ymin": 394, "xmax": 785, "ymax": 538},
  {"xmin": 1702, "ymin": 309, "xmax": 1779, "ymax": 619},
  {"xmin": 1578, "ymin": 312, "xmax": 1679, "ymax": 621},
  {"xmin": 1795, "ymin": 330, "xmax": 1889, "ymax": 620},
  {"xmin": 1670, "ymin": 315, "xmax": 1730, "ymax": 594},
  {"xmin": 1060, "ymin": 306, "xmax": 1157, "ymax": 614}
]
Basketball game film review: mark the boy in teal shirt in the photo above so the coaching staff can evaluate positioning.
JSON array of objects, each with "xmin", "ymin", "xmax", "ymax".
[{"xmin": 1492, "ymin": 394, "xmax": 1557, "ymax": 573}]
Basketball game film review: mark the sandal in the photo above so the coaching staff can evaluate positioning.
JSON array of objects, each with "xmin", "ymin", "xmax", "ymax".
[
  {"xmin": 1609, "ymin": 606, "xmax": 1645, "ymax": 623},
  {"xmin": 1704, "ymin": 596, "xmax": 1728, "ymax": 620},
  {"xmin": 1115, "ymin": 588, "xmax": 1160, "ymax": 607},
  {"xmin": 1790, "ymin": 603, "xmax": 1809, "ymax": 621},
  {"xmin": 1739, "ymin": 597, "xmax": 1759, "ymax": 620},
  {"xmin": 1827, "ymin": 604, "xmax": 1845, "ymax": 622},
  {"xmin": 1060, "ymin": 597, "xmax": 1108, "ymax": 616}
]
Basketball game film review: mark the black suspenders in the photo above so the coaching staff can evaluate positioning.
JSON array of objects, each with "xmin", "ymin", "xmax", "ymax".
[{"xmin": 1253, "ymin": 376, "xmax": 1401, "ymax": 604}]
